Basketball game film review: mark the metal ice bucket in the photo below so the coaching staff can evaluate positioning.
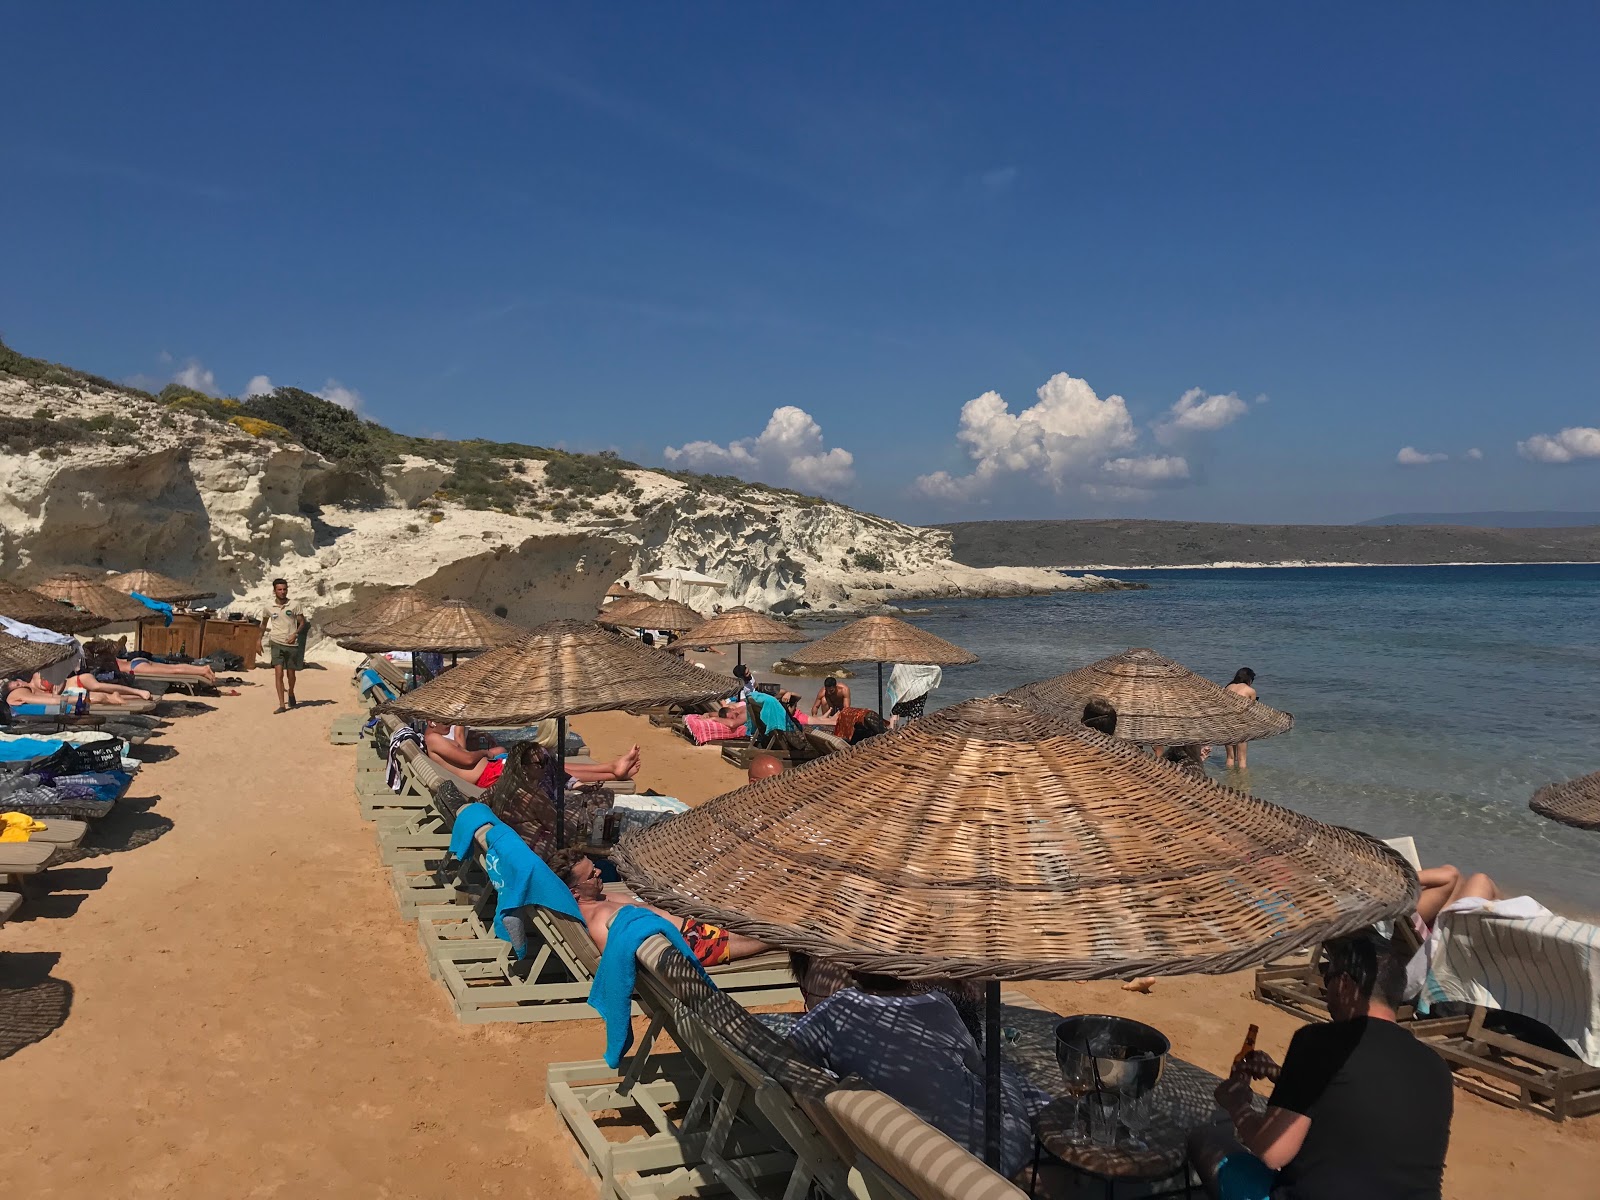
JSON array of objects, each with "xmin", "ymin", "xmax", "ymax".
[{"xmin": 1054, "ymin": 1014, "xmax": 1170, "ymax": 1099}]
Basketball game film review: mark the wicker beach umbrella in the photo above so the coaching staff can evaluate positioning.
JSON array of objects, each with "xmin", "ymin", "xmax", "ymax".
[
  {"xmin": 676, "ymin": 606, "xmax": 805, "ymax": 668},
  {"xmin": 381, "ymin": 619, "xmax": 739, "ymax": 847},
  {"xmin": 0, "ymin": 581, "xmax": 108, "ymax": 635},
  {"xmin": 1530, "ymin": 770, "xmax": 1600, "ymax": 832},
  {"xmin": 320, "ymin": 587, "xmax": 437, "ymax": 640},
  {"xmin": 107, "ymin": 569, "xmax": 213, "ymax": 603},
  {"xmin": 615, "ymin": 696, "xmax": 1416, "ymax": 1166},
  {"xmin": 781, "ymin": 615, "xmax": 977, "ymax": 714},
  {"xmin": 340, "ymin": 599, "xmax": 524, "ymax": 655},
  {"xmin": 33, "ymin": 572, "xmax": 151, "ymax": 624},
  {"xmin": 602, "ymin": 597, "xmax": 705, "ymax": 633},
  {"xmin": 0, "ymin": 629, "xmax": 77, "ymax": 677},
  {"xmin": 595, "ymin": 595, "xmax": 653, "ymax": 624},
  {"xmin": 604, "ymin": 582, "xmax": 635, "ymax": 600},
  {"xmin": 1008, "ymin": 647, "xmax": 1294, "ymax": 748}
]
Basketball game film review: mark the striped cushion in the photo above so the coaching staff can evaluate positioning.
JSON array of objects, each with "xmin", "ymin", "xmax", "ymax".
[{"xmin": 823, "ymin": 1086, "xmax": 1026, "ymax": 1200}]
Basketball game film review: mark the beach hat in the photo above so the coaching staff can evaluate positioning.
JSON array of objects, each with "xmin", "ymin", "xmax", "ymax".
[
  {"xmin": 32, "ymin": 572, "xmax": 152, "ymax": 624},
  {"xmin": 0, "ymin": 628, "xmax": 78, "ymax": 677},
  {"xmin": 0, "ymin": 580, "xmax": 109, "ymax": 635},
  {"xmin": 106, "ymin": 569, "xmax": 214, "ymax": 603},
  {"xmin": 1008, "ymin": 647, "xmax": 1294, "ymax": 748},
  {"xmin": 320, "ymin": 586, "xmax": 438, "ymax": 640},
  {"xmin": 615, "ymin": 695, "xmax": 1416, "ymax": 981},
  {"xmin": 780, "ymin": 615, "xmax": 977, "ymax": 712},
  {"xmin": 341, "ymin": 599, "xmax": 525, "ymax": 654},
  {"xmin": 1529, "ymin": 769, "xmax": 1600, "ymax": 832}
]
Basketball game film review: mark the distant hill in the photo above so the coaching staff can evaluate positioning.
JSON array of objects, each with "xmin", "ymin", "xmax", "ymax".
[
  {"xmin": 941, "ymin": 519, "xmax": 1600, "ymax": 569},
  {"xmin": 1361, "ymin": 511, "xmax": 1600, "ymax": 528}
]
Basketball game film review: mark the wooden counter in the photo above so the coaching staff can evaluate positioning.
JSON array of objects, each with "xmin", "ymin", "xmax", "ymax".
[{"xmin": 138, "ymin": 615, "xmax": 261, "ymax": 670}]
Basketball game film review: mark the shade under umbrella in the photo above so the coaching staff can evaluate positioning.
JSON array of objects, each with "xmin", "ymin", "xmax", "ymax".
[
  {"xmin": 320, "ymin": 587, "xmax": 438, "ymax": 640},
  {"xmin": 0, "ymin": 581, "xmax": 108, "ymax": 635},
  {"xmin": 1530, "ymin": 770, "xmax": 1600, "ymax": 832},
  {"xmin": 781, "ymin": 615, "xmax": 976, "ymax": 713},
  {"xmin": 0, "ymin": 629, "xmax": 77, "ymax": 677},
  {"xmin": 106, "ymin": 569, "xmax": 214, "ymax": 603},
  {"xmin": 616, "ymin": 695, "xmax": 1414, "ymax": 1168},
  {"xmin": 33, "ymin": 572, "xmax": 151, "ymax": 623},
  {"xmin": 380, "ymin": 619, "xmax": 740, "ymax": 848},
  {"xmin": 341, "ymin": 599, "xmax": 525, "ymax": 654},
  {"xmin": 601, "ymin": 597, "xmax": 704, "ymax": 632},
  {"xmin": 1008, "ymin": 648, "xmax": 1294, "ymax": 748}
]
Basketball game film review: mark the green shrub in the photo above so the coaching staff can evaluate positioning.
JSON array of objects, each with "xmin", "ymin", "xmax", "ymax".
[{"xmin": 852, "ymin": 550, "xmax": 886, "ymax": 572}]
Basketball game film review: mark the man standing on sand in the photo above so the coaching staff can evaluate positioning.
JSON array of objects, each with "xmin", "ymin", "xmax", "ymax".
[{"xmin": 259, "ymin": 577, "xmax": 308, "ymax": 713}]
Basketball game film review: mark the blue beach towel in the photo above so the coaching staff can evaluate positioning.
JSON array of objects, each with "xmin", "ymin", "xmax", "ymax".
[
  {"xmin": 130, "ymin": 591, "xmax": 175, "ymax": 626},
  {"xmin": 357, "ymin": 669, "xmax": 397, "ymax": 702},
  {"xmin": 447, "ymin": 803, "xmax": 581, "ymax": 951},
  {"xmin": 590, "ymin": 906, "xmax": 710, "ymax": 1069},
  {"xmin": 748, "ymin": 689, "xmax": 793, "ymax": 737},
  {"xmin": 0, "ymin": 737, "xmax": 66, "ymax": 762}
]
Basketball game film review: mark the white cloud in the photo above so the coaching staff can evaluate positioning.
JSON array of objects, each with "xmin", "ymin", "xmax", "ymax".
[
  {"xmin": 243, "ymin": 374, "xmax": 275, "ymax": 398},
  {"xmin": 664, "ymin": 405, "xmax": 855, "ymax": 492},
  {"xmin": 1155, "ymin": 388, "xmax": 1249, "ymax": 443},
  {"xmin": 1397, "ymin": 446, "xmax": 1449, "ymax": 466},
  {"xmin": 1518, "ymin": 427, "xmax": 1600, "ymax": 464},
  {"xmin": 172, "ymin": 358, "xmax": 218, "ymax": 395},
  {"xmin": 315, "ymin": 379, "xmax": 364, "ymax": 413},
  {"xmin": 914, "ymin": 372, "xmax": 1242, "ymax": 501},
  {"xmin": 1465, "ymin": 447, "xmax": 1484, "ymax": 460}
]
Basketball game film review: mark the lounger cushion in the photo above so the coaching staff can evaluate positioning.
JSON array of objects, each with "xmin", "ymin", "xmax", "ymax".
[
  {"xmin": 823, "ymin": 1086, "xmax": 1026, "ymax": 1200},
  {"xmin": 0, "ymin": 891, "xmax": 21, "ymax": 922},
  {"xmin": 0, "ymin": 842, "xmax": 59, "ymax": 872},
  {"xmin": 22, "ymin": 818, "xmax": 88, "ymax": 846}
]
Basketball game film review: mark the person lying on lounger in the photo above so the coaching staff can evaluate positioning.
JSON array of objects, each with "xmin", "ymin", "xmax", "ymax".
[
  {"xmin": 547, "ymin": 848, "xmax": 771, "ymax": 968},
  {"xmin": 1416, "ymin": 863, "xmax": 1502, "ymax": 930},
  {"xmin": 424, "ymin": 722, "xmax": 641, "ymax": 790},
  {"xmin": 4, "ymin": 674, "xmax": 154, "ymax": 708},
  {"xmin": 86, "ymin": 643, "xmax": 220, "ymax": 687}
]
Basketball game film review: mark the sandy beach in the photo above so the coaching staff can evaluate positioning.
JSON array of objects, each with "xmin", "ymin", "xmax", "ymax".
[{"xmin": 2, "ymin": 662, "xmax": 1597, "ymax": 1197}]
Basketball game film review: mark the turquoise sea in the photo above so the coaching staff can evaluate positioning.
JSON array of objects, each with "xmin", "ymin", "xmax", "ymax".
[{"xmin": 796, "ymin": 565, "xmax": 1600, "ymax": 915}]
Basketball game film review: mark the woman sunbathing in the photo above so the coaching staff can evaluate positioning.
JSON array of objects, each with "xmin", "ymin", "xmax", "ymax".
[
  {"xmin": 5, "ymin": 674, "xmax": 154, "ymax": 708},
  {"xmin": 1416, "ymin": 863, "xmax": 1502, "ymax": 929},
  {"xmin": 423, "ymin": 721, "xmax": 641, "ymax": 789}
]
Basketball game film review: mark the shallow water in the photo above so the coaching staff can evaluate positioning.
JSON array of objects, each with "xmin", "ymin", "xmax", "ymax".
[{"xmin": 783, "ymin": 565, "xmax": 1600, "ymax": 914}]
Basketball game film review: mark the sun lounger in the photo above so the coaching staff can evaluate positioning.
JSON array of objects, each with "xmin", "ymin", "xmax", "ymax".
[
  {"xmin": 20, "ymin": 818, "xmax": 88, "ymax": 848},
  {"xmin": 0, "ymin": 841, "xmax": 61, "ymax": 885},
  {"xmin": 0, "ymin": 891, "xmax": 21, "ymax": 923},
  {"xmin": 548, "ymin": 932, "xmax": 851, "ymax": 1198},
  {"xmin": 823, "ymin": 1085, "xmax": 1028, "ymax": 1200},
  {"xmin": 1256, "ymin": 835, "xmax": 1600, "ymax": 1121}
]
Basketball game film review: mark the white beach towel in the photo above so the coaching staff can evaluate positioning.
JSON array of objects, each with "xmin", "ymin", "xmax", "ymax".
[{"xmin": 1421, "ymin": 900, "xmax": 1600, "ymax": 1066}]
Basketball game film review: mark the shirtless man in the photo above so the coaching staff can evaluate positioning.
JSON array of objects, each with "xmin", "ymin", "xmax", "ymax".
[
  {"xmin": 87, "ymin": 641, "xmax": 220, "ymax": 687},
  {"xmin": 548, "ymin": 849, "xmax": 769, "ymax": 968},
  {"xmin": 1223, "ymin": 667, "xmax": 1258, "ymax": 770},
  {"xmin": 810, "ymin": 675, "xmax": 850, "ymax": 718}
]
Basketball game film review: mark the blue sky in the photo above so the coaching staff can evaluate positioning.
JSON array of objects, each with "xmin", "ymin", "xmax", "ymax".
[{"xmin": 3, "ymin": 2, "xmax": 1597, "ymax": 524}]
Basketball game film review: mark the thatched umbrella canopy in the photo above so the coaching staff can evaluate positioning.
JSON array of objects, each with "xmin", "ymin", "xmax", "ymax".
[
  {"xmin": 604, "ymin": 582, "xmax": 635, "ymax": 600},
  {"xmin": 0, "ymin": 629, "xmax": 78, "ymax": 677},
  {"xmin": 1008, "ymin": 647, "xmax": 1294, "ymax": 748},
  {"xmin": 33, "ymin": 572, "xmax": 150, "ymax": 623},
  {"xmin": 320, "ymin": 587, "xmax": 437, "ymax": 640},
  {"xmin": 616, "ymin": 696, "xmax": 1414, "ymax": 1167},
  {"xmin": 0, "ymin": 581, "xmax": 108, "ymax": 635},
  {"xmin": 340, "ymin": 599, "xmax": 525, "ymax": 655},
  {"xmin": 781, "ymin": 615, "xmax": 977, "ymax": 713},
  {"xmin": 600, "ymin": 597, "xmax": 704, "ymax": 633},
  {"xmin": 676, "ymin": 607, "xmax": 805, "ymax": 668},
  {"xmin": 1530, "ymin": 770, "xmax": 1600, "ymax": 832},
  {"xmin": 107, "ymin": 569, "xmax": 213, "ymax": 603},
  {"xmin": 381, "ymin": 619, "xmax": 739, "ymax": 847}
]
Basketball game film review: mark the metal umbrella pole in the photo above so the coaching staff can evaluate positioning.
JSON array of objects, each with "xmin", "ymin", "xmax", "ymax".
[
  {"xmin": 555, "ymin": 713, "xmax": 568, "ymax": 850},
  {"xmin": 985, "ymin": 982, "xmax": 1003, "ymax": 1169},
  {"xmin": 876, "ymin": 662, "xmax": 885, "ymax": 716}
]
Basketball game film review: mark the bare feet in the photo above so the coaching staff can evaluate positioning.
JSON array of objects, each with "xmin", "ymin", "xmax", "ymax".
[{"xmin": 1120, "ymin": 977, "xmax": 1156, "ymax": 993}]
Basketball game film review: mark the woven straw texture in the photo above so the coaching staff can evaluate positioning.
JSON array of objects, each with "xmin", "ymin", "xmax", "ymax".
[
  {"xmin": 319, "ymin": 587, "xmax": 437, "ymax": 639},
  {"xmin": 615, "ymin": 696, "xmax": 1415, "ymax": 981},
  {"xmin": 341, "ymin": 599, "xmax": 525, "ymax": 653},
  {"xmin": 598, "ymin": 597, "xmax": 704, "ymax": 631},
  {"xmin": 33, "ymin": 572, "xmax": 151, "ymax": 623},
  {"xmin": 380, "ymin": 619, "xmax": 740, "ymax": 725},
  {"xmin": 106, "ymin": 569, "xmax": 213, "ymax": 602},
  {"xmin": 0, "ymin": 581, "xmax": 108, "ymax": 634},
  {"xmin": 605, "ymin": 582, "xmax": 635, "ymax": 599},
  {"xmin": 678, "ymin": 608, "xmax": 804, "ymax": 647},
  {"xmin": 1008, "ymin": 648, "xmax": 1294, "ymax": 747},
  {"xmin": 1530, "ymin": 770, "xmax": 1600, "ymax": 832},
  {"xmin": 782, "ymin": 616, "xmax": 978, "ymax": 667},
  {"xmin": 0, "ymin": 629, "xmax": 77, "ymax": 676},
  {"xmin": 595, "ymin": 595, "xmax": 653, "ymax": 623}
]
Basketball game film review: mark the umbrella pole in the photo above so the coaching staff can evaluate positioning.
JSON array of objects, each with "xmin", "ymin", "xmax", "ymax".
[
  {"xmin": 736, "ymin": 642, "xmax": 743, "ymax": 670},
  {"xmin": 985, "ymin": 981, "xmax": 1002, "ymax": 1170},
  {"xmin": 555, "ymin": 714, "xmax": 568, "ymax": 850},
  {"xmin": 877, "ymin": 662, "xmax": 884, "ymax": 717}
]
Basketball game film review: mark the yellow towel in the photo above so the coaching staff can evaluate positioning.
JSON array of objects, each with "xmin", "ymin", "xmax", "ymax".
[{"xmin": 0, "ymin": 812, "xmax": 47, "ymax": 842}]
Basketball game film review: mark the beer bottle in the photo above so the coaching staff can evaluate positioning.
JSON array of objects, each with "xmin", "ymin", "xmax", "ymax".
[{"xmin": 1233, "ymin": 1024, "xmax": 1259, "ymax": 1073}]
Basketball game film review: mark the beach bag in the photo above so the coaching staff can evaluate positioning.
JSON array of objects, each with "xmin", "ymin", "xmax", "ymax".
[
  {"xmin": 206, "ymin": 650, "xmax": 244, "ymax": 671},
  {"xmin": 61, "ymin": 737, "xmax": 126, "ymax": 774}
]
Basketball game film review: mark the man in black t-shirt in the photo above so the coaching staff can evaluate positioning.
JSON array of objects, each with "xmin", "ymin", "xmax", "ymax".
[{"xmin": 1199, "ymin": 933, "xmax": 1453, "ymax": 1199}]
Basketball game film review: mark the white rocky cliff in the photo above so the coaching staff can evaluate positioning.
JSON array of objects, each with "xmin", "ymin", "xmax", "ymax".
[{"xmin": 0, "ymin": 369, "xmax": 1125, "ymax": 625}]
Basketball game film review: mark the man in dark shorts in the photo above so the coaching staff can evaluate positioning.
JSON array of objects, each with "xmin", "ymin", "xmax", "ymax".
[
  {"xmin": 258, "ymin": 577, "xmax": 308, "ymax": 713},
  {"xmin": 1194, "ymin": 932, "xmax": 1453, "ymax": 1199}
]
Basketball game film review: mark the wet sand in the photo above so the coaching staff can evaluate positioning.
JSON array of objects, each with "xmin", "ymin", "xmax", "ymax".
[{"xmin": 1, "ymin": 663, "xmax": 1595, "ymax": 1197}]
